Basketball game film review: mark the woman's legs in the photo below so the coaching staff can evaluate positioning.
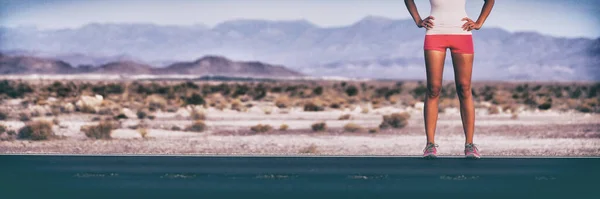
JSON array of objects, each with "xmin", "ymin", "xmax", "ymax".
[
  {"xmin": 424, "ymin": 50, "xmax": 446, "ymax": 144},
  {"xmin": 450, "ymin": 52, "xmax": 475, "ymax": 144}
]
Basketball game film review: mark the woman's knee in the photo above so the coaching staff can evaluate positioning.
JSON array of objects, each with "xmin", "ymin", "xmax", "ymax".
[
  {"xmin": 456, "ymin": 82, "xmax": 472, "ymax": 99},
  {"xmin": 427, "ymin": 84, "xmax": 442, "ymax": 99}
]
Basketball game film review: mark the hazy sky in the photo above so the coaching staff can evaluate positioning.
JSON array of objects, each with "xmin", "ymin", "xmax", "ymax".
[{"xmin": 1, "ymin": 0, "xmax": 599, "ymax": 38}]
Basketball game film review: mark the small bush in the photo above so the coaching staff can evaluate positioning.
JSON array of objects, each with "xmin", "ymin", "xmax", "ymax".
[
  {"xmin": 0, "ymin": 110, "xmax": 7, "ymax": 120},
  {"xmin": 190, "ymin": 110, "xmax": 206, "ymax": 120},
  {"xmin": 487, "ymin": 105, "xmax": 500, "ymax": 114},
  {"xmin": 0, "ymin": 124, "xmax": 6, "ymax": 134},
  {"xmin": 368, "ymin": 128, "xmax": 380, "ymax": 134},
  {"xmin": 81, "ymin": 120, "xmax": 115, "ymax": 140},
  {"xmin": 185, "ymin": 120, "xmax": 207, "ymax": 132},
  {"xmin": 231, "ymin": 99, "xmax": 243, "ymax": 111},
  {"xmin": 19, "ymin": 112, "xmax": 31, "ymax": 122},
  {"xmin": 18, "ymin": 120, "xmax": 55, "ymax": 140},
  {"xmin": 343, "ymin": 123, "xmax": 364, "ymax": 133},
  {"xmin": 304, "ymin": 100, "xmax": 324, "ymax": 112},
  {"xmin": 185, "ymin": 93, "xmax": 206, "ymax": 105},
  {"xmin": 311, "ymin": 122, "xmax": 327, "ymax": 132},
  {"xmin": 345, "ymin": 85, "xmax": 359, "ymax": 96},
  {"xmin": 114, "ymin": 113, "xmax": 128, "ymax": 120},
  {"xmin": 138, "ymin": 128, "xmax": 148, "ymax": 139},
  {"xmin": 171, "ymin": 126, "xmax": 182, "ymax": 131},
  {"xmin": 279, "ymin": 124, "xmax": 289, "ymax": 131},
  {"xmin": 338, "ymin": 114, "xmax": 351, "ymax": 120},
  {"xmin": 251, "ymin": 124, "xmax": 273, "ymax": 133},
  {"xmin": 379, "ymin": 112, "xmax": 410, "ymax": 129},
  {"xmin": 275, "ymin": 96, "xmax": 290, "ymax": 108},
  {"xmin": 576, "ymin": 104, "xmax": 593, "ymax": 113},
  {"xmin": 537, "ymin": 101, "xmax": 552, "ymax": 110},
  {"xmin": 313, "ymin": 86, "xmax": 323, "ymax": 96},
  {"xmin": 137, "ymin": 110, "xmax": 147, "ymax": 119},
  {"xmin": 52, "ymin": 117, "xmax": 60, "ymax": 125}
]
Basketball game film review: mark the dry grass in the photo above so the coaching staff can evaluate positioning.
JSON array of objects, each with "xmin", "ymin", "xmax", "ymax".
[
  {"xmin": 185, "ymin": 120, "xmax": 207, "ymax": 132},
  {"xmin": 343, "ymin": 123, "xmax": 364, "ymax": 133},
  {"xmin": 251, "ymin": 124, "xmax": 273, "ymax": 133},
  {"xmin": 190, "ymin": 109, "xmax": 207, "ymax": 120},
  {"xmin": 299, "ymin": 144, "xmax": 318, "ymax": 154},
  {"xmin": 338, "ymin": 114, "xmax": 352, "ymax": 120},
  {"xmin": 311, "ymin": 122, "xmax": 327, "ymax": 132},
  {"xmin": 138, "ymin": 128, "xmax": 149, "ymax": 139},
  {"xmin": 81, "ymin": 120, "xmax": 116, "ymax": 140},
  {"xmin": 279, "ymin": 124, "xmax": 289, "ymax": 131},
  {"xmin": 18, "ymin": 120, "xmax": 55, "ymax": 140},
  {"xmin": 488, "ymin": 105, "xmax": 500, "ymax": 115},
  {"xmin": 379, "ymin": 112, "xmax": 410, "ymax": 129},
  {"xmin": 275, "ymin": 96, "xmax": 291, "ymax": 108}
]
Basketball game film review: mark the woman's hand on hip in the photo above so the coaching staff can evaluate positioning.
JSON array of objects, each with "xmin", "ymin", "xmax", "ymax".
[
  {"xmin": 462, "ymin": 17, "xmax": 482, "ymax": 31},
  {"xmin": 418, "ymin": 16, "xmax": 435, "ymax": 29}
]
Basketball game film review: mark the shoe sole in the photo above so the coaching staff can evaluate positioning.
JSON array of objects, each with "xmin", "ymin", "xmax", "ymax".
[
  {"xmin": 465, "ymin": 154, "xmax": 480, "ymax": 159},
  {"xmin": 423, "ymin": 154, "xmax": 437, "ymax": 159}
]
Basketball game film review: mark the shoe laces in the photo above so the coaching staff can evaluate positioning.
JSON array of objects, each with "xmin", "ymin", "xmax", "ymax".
[
  {"xmin": 465, "ymin": 143, "xmax": 479, "ymax": 152},
  {"xmin": 423, "ymin": 143, "xmax": 439, "ymax": 153}
]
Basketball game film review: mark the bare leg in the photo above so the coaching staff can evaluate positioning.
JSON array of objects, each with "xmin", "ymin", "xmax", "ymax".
[
  {"xmin": 451, "ymin": 52, "xmax": 475, "ymax": 144},
  {"xmin": 424, "ymin": 50, "xmax": 446, "ymax": 144}
]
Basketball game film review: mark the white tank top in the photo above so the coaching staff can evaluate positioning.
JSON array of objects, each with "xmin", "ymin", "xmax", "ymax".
[{"xmin": 426, "ymin": 0, "xmax": 471, "ymax": 35}]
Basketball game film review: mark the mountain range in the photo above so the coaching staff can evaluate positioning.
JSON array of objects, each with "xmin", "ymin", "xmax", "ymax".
[
  {"xmin": 0, "ymin": 54, "xmax": 303, "ymax": 78},
  {"xmin": 1, "ymin": 16, "xmax": 598, "ymax": 81}
]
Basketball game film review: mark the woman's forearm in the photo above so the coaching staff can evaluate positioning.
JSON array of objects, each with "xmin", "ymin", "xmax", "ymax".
[
  {"xmin": 404, "ymin": 0, "xmax": 423, "ymax": 27},
  {"xmin": 475, "ymin": 0, "xmax": 495, "ymax": 27}
]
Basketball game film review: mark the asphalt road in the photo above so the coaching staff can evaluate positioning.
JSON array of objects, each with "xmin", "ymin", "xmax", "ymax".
[{"xmin": 0, "ymin": 155, "xmax": 599, "ymax": 199}]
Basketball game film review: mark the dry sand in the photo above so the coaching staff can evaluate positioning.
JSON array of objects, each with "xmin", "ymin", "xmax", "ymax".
[{"xmin": 1, "ymin": 106, "xmax": 599, "ymax": 156}]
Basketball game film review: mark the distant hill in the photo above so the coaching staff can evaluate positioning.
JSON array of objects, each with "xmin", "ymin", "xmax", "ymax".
[
  {"xmin": 1, "ymin": 16, "xmax": 598, "ymax": 80},
  {"xmin": 0, "ymin": 54, "xmax": 304, "ymax": 78}
]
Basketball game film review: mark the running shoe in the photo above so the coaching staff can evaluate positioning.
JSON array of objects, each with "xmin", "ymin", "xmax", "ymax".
[
  {"xmin": 464, "ymin": 143, "xmax": 481, "ymax": 159},
  {"xmin": 423, "ymin": 143, "xmax": 438, "ymax": 158}
]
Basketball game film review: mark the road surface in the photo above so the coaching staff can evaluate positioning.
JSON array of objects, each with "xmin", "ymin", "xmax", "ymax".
[{"xmin": 1, "ymin": 155, "xmax": 599, "ymax": 199}]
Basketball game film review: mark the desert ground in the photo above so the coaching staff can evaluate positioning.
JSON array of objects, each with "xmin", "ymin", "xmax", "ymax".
[{"xmin": 1, "ymin": 77, "xmax": 599, "ymax": 156}]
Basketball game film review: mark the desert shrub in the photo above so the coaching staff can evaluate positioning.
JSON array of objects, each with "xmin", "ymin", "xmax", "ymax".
[
  {"xmin": 92, "ymin": 83, "xmax": 124, "ymax": 96},
  {"xmin": 411, "ymin": 84, "xmax": 428, "ymax": 99},
  {"xmin": 537, "ymin": 100, "xmax": 552, "ymax": 110},
  {"xmin": 570, "ymin": 87, "xmax": 583, "ymax": 98},
  {"xmin": 190, "ymin": 110, "xmax": 206, "ymax": 120},
  {"xmin": 311, "ymin": 122, "xmax": 327, "ymax": 132},
  {"xmin": 231, "ymin": 99, "xmax": 243, "ymax": 111},
  {"xmin": 487, "ymin": 105, "xmax": 500, "ymax": 114},
  {"xmin": 576, "ymin": 104, "xmax": 593, "ymax": 113},
  {"xmin": 171, "ymin": 126, "xmax": 182, "ymax": 131},
  {"xmin": 251, "ymin": 124, "xmax": 273, "ymax": 133},
  {"xmin": 275, "ymin": 96, "xmax": 291, "ymax": 108},
  {"xmin": 0, "ymin": 124, "xmax": 6, "ymax": 134},
  {"xmin": 148, "ymin": 115, "xmax": 156, "ymax": 120},
  {"xmin": 250, "ymin": 84, "xmax": 268, "ymax": 100},
  {"xmin": 0, "ymin": 110, "xmax": 7, "ymax": 120},
  {"xmin": 279, "ymin": 124, "xmax": 289, "ymax": 131},
  {"xmin": 185, "ymin": 120, "xmax": 207, "ymax": 132},
  {"xmin": 137, "ymin": 110, "xmax": 147, "ymax": 119},
  {"xmin": 368, "ymin": 128, "xmax": 380, "ymax": 134},
  {"xmin": 18, "ymin": 120, "xmax": 55, "ymax": 140},
  {"xmin": 345, "ymin": 85, "xmax": 359, "ymax": 97},
  {"xmin": 146, "ymin": 95, "xmax": 167, "ymax": 111},
  {"xmin": 52, "ymin": 117, "xmax": 60, "ymax": 125},
  {"xmin": 232, "ymin": 84, "xmax": 250, "ymax": 98},
  {"xmin": 114, "ymin": 113, "xmax": 128, "ymax": 120},
  {"xmin": 338, "ymin": 114, "xmax": 351, "ymax": 120},
  {"xmin": 0, "ymin": 80, "xmax": 34, "ymax": 98},
  {"xmin": 343, "ymin": 123, "xmax": 364, "ymax": 133},
  {"xmin": 19, "ymin": 112, "xmax": 31, "ymax": 122},
  {"xmin": 79, "ymin": 104, "xmax": 96, "ymax": 114},
  {"xmin": 81, "ymin": 120, "xmax": 116, "ymax": 140},
  {"xmin": 379, "ymin": 112, "xmax": 410, "ymax": 129},
  {"xmin": 185, "ymin": 93, "xmax": 206, "ymax": 105},
  {"xmin": 376, "ymin": 86, "xmax": 402, "ymax": 99},
  {"xmin": 45, "ymin": 81, "xmax": 75, "ymax": 98},
  {"xmin": 312, "ymin": 86, "xmax": 323, "ymax": 96},
  {"xmin": 138, "ymin": 128, "xmax": 148, "ymax": 139},
  {"xmin": 304, "ymin": 100, "xmax": 325, "ymax": 112}
]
